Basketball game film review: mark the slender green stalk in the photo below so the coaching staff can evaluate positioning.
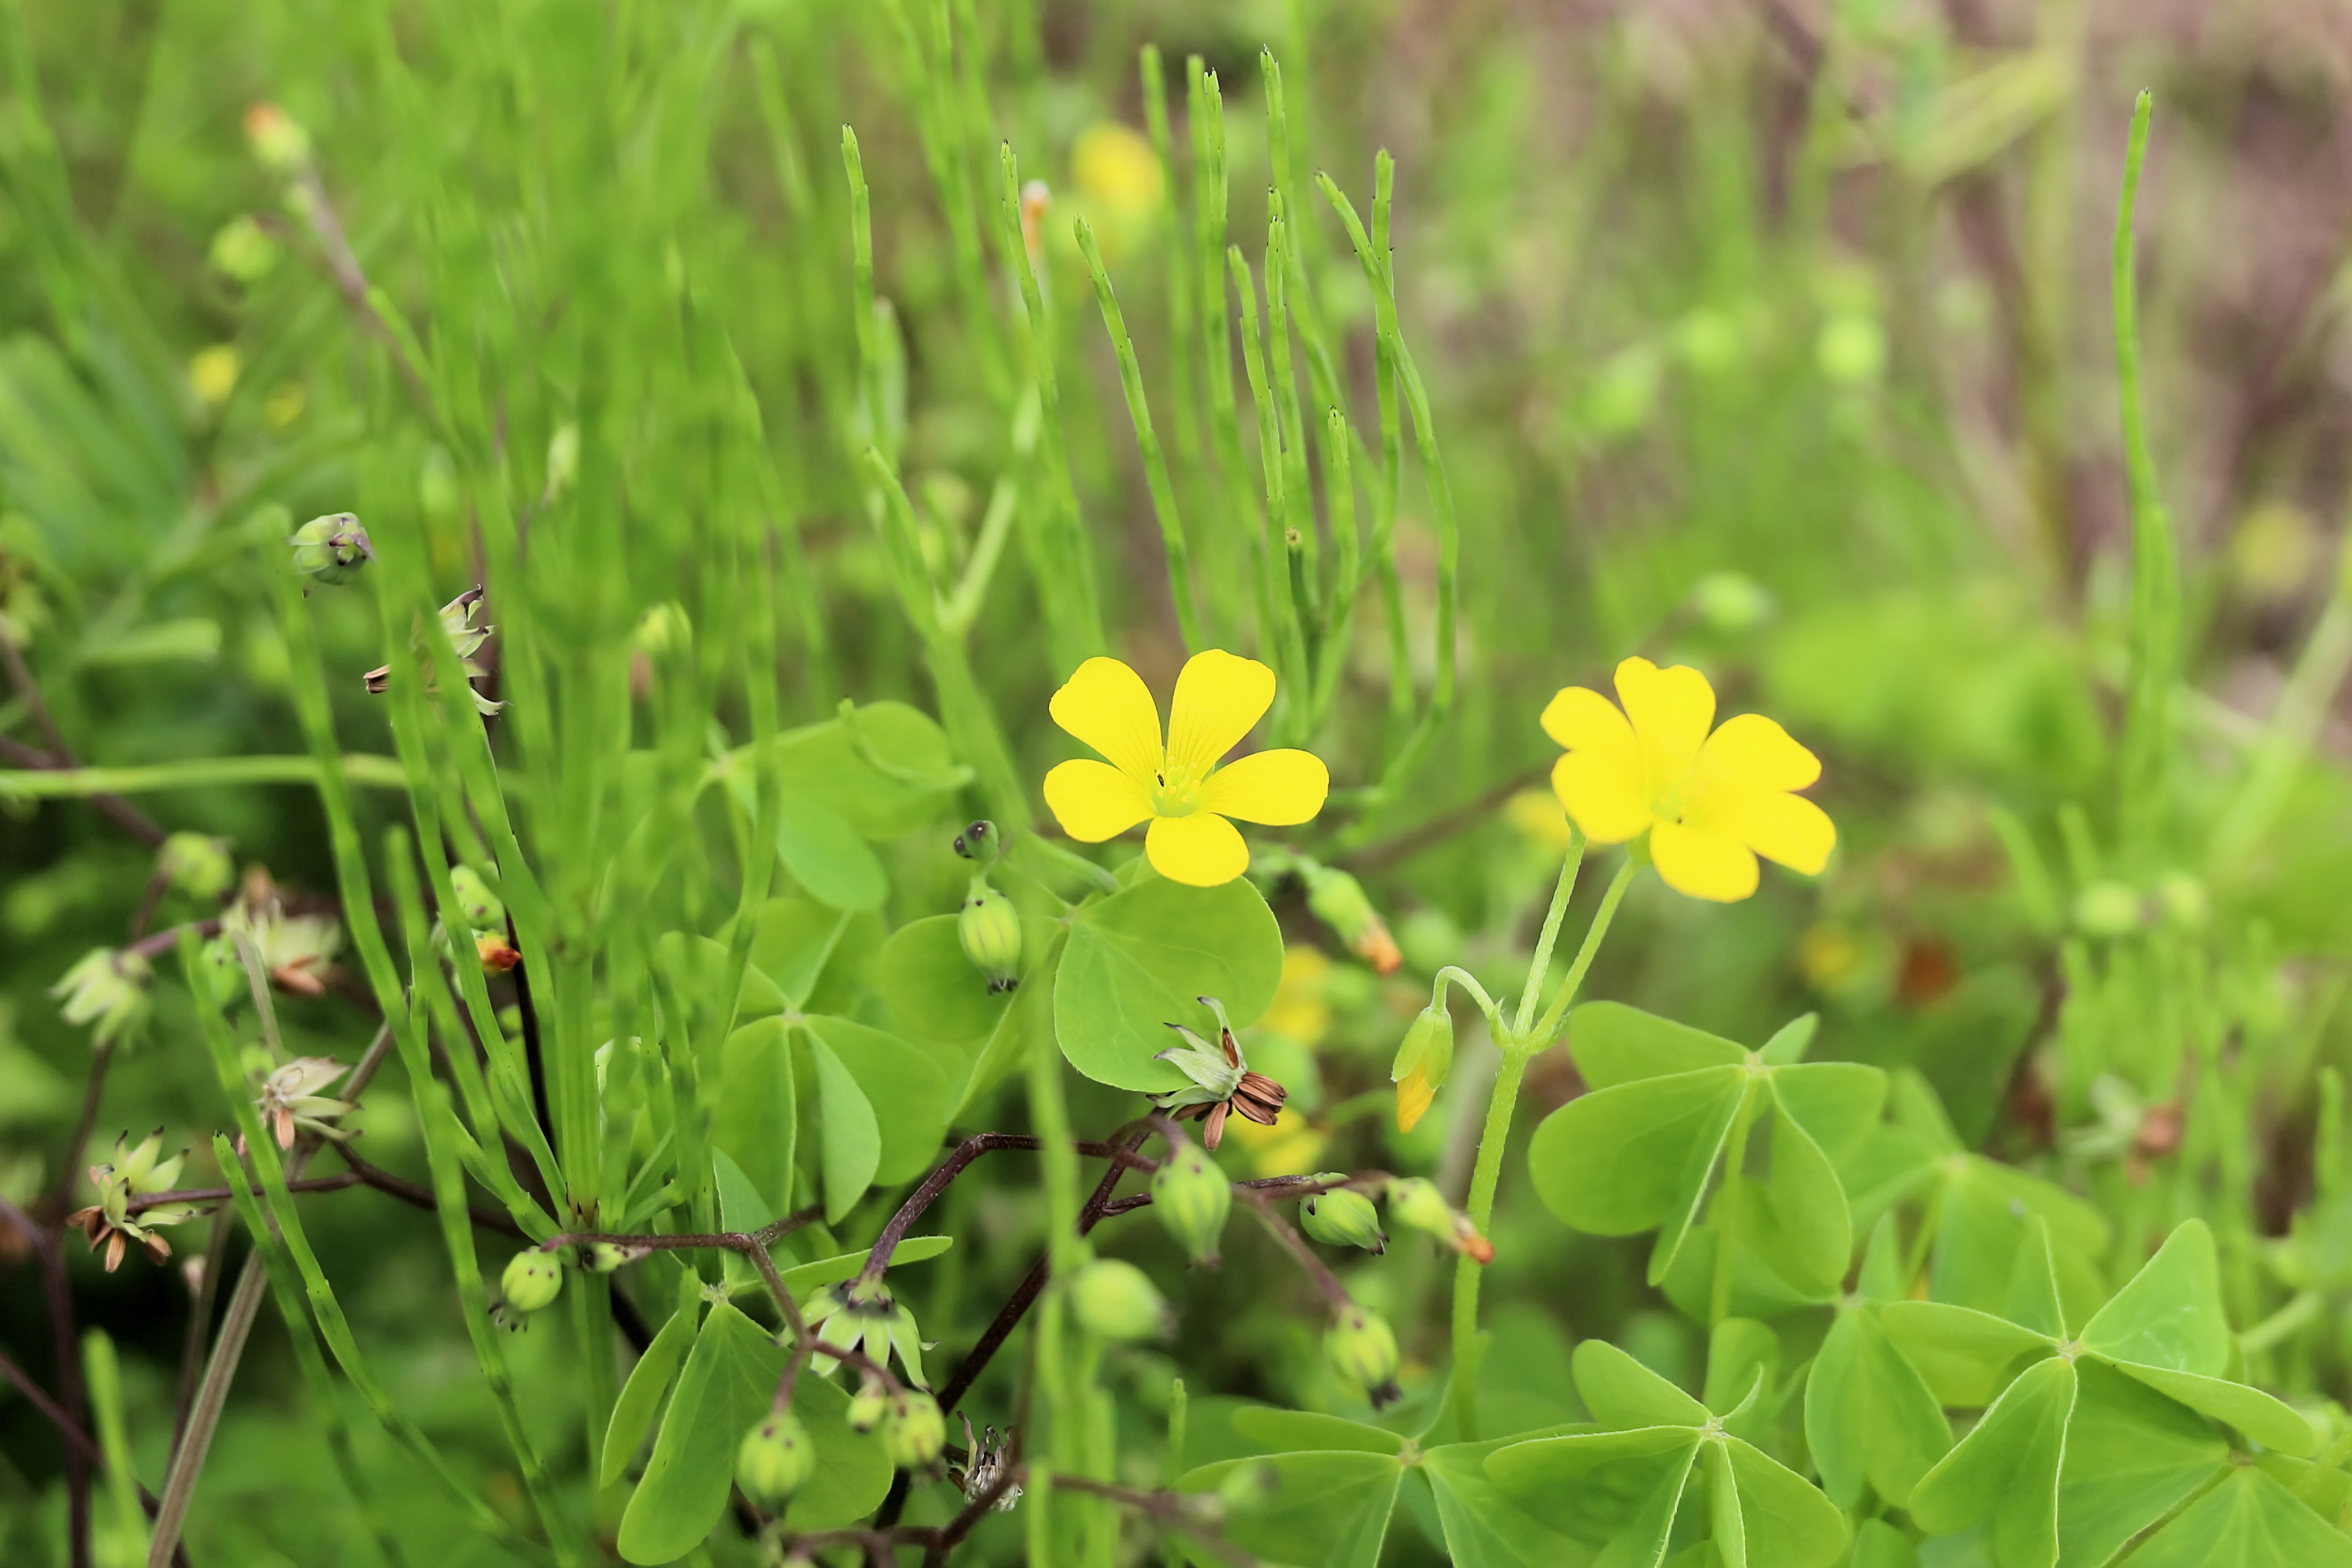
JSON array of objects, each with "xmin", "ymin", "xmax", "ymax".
[
  {"xmin": 1513, "ymin": 838, "xmax": 1587, "ymax": 1035},
  {"xmin": 2112, "ymin": 89, "xmax": 2175, "ymax": 853},
  {"xmin": 1227, "ymin": 246, "xmax": 1311, "ymax": 703},
  {"xmin": 82, "ymin": 1333, "xmax": 148, "ymax": 1566},
  {"xmin": 0, "ymin": 755, "xmax": 405, "ymax": 798}
]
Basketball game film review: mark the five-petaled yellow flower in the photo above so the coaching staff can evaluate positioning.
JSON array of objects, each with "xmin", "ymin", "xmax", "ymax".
[
  {"xmin": 1045, "ymin": 650, "xmax": 1328, "ymax": 888},
  {"xmin": 1544, "ymin": 657, "xmax": 1834, "ymax": 903}
]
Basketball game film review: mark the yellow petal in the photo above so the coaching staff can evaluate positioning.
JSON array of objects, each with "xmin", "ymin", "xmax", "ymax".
[
  {"xmin": 1649, "ymin": 818, "xmax": 1758, "ymax": 903},
  {"xmin": 1050, "ymin": 657, "xmax": 1163, "ymax": 783},
  {"xmin": 1396, "ymin": 1066, "xmax": 1436, "ymax": 1133},
  {"xmin": 1690, "ymin": 714, "xmax": 1820, "ymax": 801},
  {"xmin": 1693, "ymin": 790, "xmax": 1836, "ymax": 876},
  {"xmin": 1614, "ymin": 657, "xmax": 1715, "ymax": 788},
  {"xmin": 1201, "ymin": 748, "xmax": 1328, "ymax": 826},
  {"xmin": 1044, "ymin": 759, "xmax": 1154, "ymax": 842},
  {"xmin": 1539, "ymin": 684, "xmax": 1638, "ymax": 757},
  {"xmin": 1145, "ymin": 812, "xmax": 1250, "ymax": 887},
  {"xmin": 1551, "ymin": 752, "xmax": 1651, "ymax": 843},
  {"xmin": 1166, "ymin": 649, "xmax": 1275, "ymax": 777}
]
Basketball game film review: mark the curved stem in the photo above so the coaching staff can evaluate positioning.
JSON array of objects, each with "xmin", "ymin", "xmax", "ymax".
[{"xmin": 1431, "ymin": 966, "xmax": 1504, "ymax": 1036}]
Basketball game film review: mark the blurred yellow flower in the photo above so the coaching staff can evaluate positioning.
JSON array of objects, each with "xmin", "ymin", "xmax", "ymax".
[
  {"xmin": 1044, "ymin": 650, "xmax": 1328, "ymax": 888},
  {"xmin": 1543, "ymin": 657, "xmax": 1833, "ymax": 903},
  {"xmin": 1072, "ymin": 122, "xmax": 1163, "ymax": 224},
  {"xmin": 1262, "ymin": 946, "xmax": 1332, "ymax": 1046},
  {"xmin": 1225, "ymin": 1107, "xmax": 1326, "ymax": 1178},
  {"xmin": 190, "ymin": 345, "xmax": 240, "ymax": 407},
  {"xmin": 1504, "ymin": 788, "xmax": 1575, "ymax": 853},
  {"xmin": 264, "ymin": 382, "xmax": 306, "ymax": 428}
]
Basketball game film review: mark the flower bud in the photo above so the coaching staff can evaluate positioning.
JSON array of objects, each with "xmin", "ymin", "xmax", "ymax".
[
  {"xmin": 1151, "ymin": 1142, "xmax": 1232, "ymax": 1267},
  {"xmin": 1386, "ymin": 1177, "xmax": 1493, "ymax": 1264},
  {"xmin": 584, "ymin": 1242, "xmax": 647, "ymax": 1274},
  {"xmin": 846, "ymin": 1378, "xmax": 889, "ymax": 1434},
  {"xmin": 1302, "ymin": 864, "xmax": 1401, "ymax": 976},
  {"xmin": 474, "ymin": 932, "xmax": 521, "ymax": 974},
  {"xmin": 449, "ymin": 865, "xmax": 504, "ymax": 929},
  {"xmin": 881, "ymin": 1390, "xmax": 946, "ymax": 1469},
  {"xmin": 157, "ymin": 833, "xmax": 235, "ymax": 903},
  {"xmin": 951, "ymin": 819, "xmax": 1001, "ymax": 866},
  {"xmin": 1299, "ymin": 1180, "xmax": 1386, "ymax": 1254},
  {"xmin": 1068, "ymin": 1259, "xmax": 1170, "ymax": 1343},
  {"xmin": 288, "ymin": 513, "xmax": 374, "ymax": 587},
  {"xmin": 499, "ymin": 1251, "xmax": 563, "ymax": 1316},
  {"xmin": 243, "ymin": 103, "xmax": 311, "ymax": 172},
  {"xmin": 957, "ymin": 878, "xmax": 1022, "ymax": 993},
  {"xmin": 1324, "ymin": 1303, "xmax": 1400, "ymax": 1407},
  {"xmin": 736, "ymin": 1412, "xmax": 815, "ymax": 1507},
  {"xmin": 1390, "ymin": 1004, "xmax": 1455, "ymax": 1134}
]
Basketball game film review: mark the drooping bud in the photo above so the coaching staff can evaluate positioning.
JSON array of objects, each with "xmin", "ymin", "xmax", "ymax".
[
  {"xmin": 474, "ymin": 931, "xmax": 521, "ymax": 974},
  {"xmin": 157, "ymin": 833, "xmax": 235, "ymax": 903},
  {"xmin": 583, "ymin": 1242, "xmax": 648, "ymax": 1274},
  {"xmin": 1299, "ymin": 1180, "xmax": 1386, "ymax": 1254},
  {"xmin": 957, "ymin": 878, "xmax": 1022, "ymax": 993},
  {"xmin": 288, "ymin": 513, "xmax": 374, "ymax": 587},
  {"xmin": 1324, "ymin": 1303, "xmax": 1400, "ymax": 1407},
  {"xmin": 951, "ymin": 819, "xmax": 1001, "ymax": 866},
  {"xmin": 1301, "ymin": 863, "xmax": 1401, "ymax": 976},
  {"xmin": 1386, "ymin": 1177, "xmax": 1493, "ymax": 1264},
  {"xmin": 881, "ymin": 1389, "xmax": 946, "ymax": 1469},
  {"xmin": 735, "ymin": 1411, "xmax": 816, "ymax": 1507},
  {"xmin": 1151, "ymin": 1142, "xmax": 1232, "ymax": 1267},
  {"xmin": 846, "ymin": 1377, "xmax": 889, "ymax": 1434},
  {"xmin": 1390, "ymin": 1003, "xmax": 1455, "ymax": 1134},
  {"xmin": 1068, "ymin": 1259, "xmax": 1171, "ymax": 1343},
  {"xmin": 500, "ymin": 1251, "xmax": 564, "ymax": 1316}
]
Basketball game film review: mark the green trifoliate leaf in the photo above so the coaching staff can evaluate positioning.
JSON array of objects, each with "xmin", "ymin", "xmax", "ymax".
[{"xmin": 1906, "ymin": 1354, "xmax": 2076, "ymax": 1568}]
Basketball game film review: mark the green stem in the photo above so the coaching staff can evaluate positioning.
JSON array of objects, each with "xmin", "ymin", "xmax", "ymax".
[
  {"xmin": 2111, "ymin": 89, "xmax": 2175, "ymax": 853},
  {"xmin": 1513, "ymin": 839, "xmax": 1586, "ymax": 1035},
  {"xmin": 0, "ymin": 755, "xmax": 406, "ymax": 798}
]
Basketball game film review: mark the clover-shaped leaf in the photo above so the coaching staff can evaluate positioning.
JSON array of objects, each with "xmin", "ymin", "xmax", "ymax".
[
  {"xmin": 1053, "ymin": 873, "xmax": 1283, "ymax": 1091},
  {"xmin": 1803, "ymin": 1218, "xmax": 1952, "ymax": 1509}
]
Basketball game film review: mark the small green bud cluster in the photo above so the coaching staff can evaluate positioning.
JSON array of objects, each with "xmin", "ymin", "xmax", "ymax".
[
  {"xmin": 736, "ymin": 1411, "xmax": 815, "ymax": 1508},
  {"xmin": 288, "ymin": 512, "xmax": 374, "ymax": 587},
  {"xmin": 1152, "ymin": 1142, "xmax": 1231, "ymax": 1266}
]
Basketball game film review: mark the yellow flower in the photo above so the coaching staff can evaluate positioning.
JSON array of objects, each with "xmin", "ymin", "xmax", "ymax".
[
  {"xmin": 1044, "ymin": 650, "xmax": 1329, "ymax": 888},
  {"xmin": 1543, "ymin": 657, "xmax": 1834, "ymax": 903},
  {"xmin": 1072, "ymin": 123, "xmax": 1164, "ymax": 224},
  {"xmin": 190, "ymin": 345, "xmax": 240, "ymax": 407}
]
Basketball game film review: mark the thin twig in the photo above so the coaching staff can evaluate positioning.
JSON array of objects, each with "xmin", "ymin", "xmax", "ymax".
[{"xmin": 0, "ymin": 642, "xmax": 166, "ymax": 846}]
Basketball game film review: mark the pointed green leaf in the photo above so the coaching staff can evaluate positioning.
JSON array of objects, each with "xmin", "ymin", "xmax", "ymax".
[
  {"xmin": 2106, "ymin": 1363, "xmax": 2316, "ymax": 1456},
  {"xmin": 2055, "ymin": 1360, "xmax": 2230, "ymax": 1566},
  {"xmin": 601, "ymin": 1276, "xmax": 703, "ymax": 1490},
  {"xmin": 1804, "ymin": 1306, "xmax": 1950, "ymax": 1509},
  {"xmin": 1724, "ymin": 1436, "xmax": 1850, "ymax": 1568},
  {"xmin": 1931, "ymin": 1159, "xmax": 2110, "ymax": 1314},
  {"xmin": 2079, "ymin": 1219, "xmax": 2228, "ymax": 1377},
  {"xmin": 1769, "ymin": 1061, "xmax": 1885, "ymax": 1162},
  {"xmin": 1879, "ymin": 1302, "xmax": 2054, "ymax": 1408},
  {"xmin": 2001, "ymin": 1221, "xmax": 2067, "ymax": 1340},
  {"xmin": 802, "ymin": 1015, "xmax": 948, "ymax": 1186},
  {"xmin": 1754, "ymin": 1103, "xmax": 1849, "ymax": 1296},
  {"xmin": 1907, "ymin": 1355, "xmax": 2076, "ymax": 1568},
  {"xmin": 805, "ymin": 1031, "xmax": 880, "ymax": 1223},
  {"xmin": 1422, "ymin": 1439, "xmax": 1597, "ymax": 1568},
  {"xmin": 1703, "ymin": 1319, "xmax": 1780, "ymax": 1423},
  {"xmin": 1858, "ymin": 1213, "xmax": 1910, "ymax": 1303},
  {"xmin": 1566, "ymin": 1002, "xmax": 1744, "ymax": 1088},
  {"xmin": 1849, "ymin": 1519, "xmax": 1919, "ymax": 1568},
  {"xmin": 1485, "ymin": 1426, "xmax": 1700, "ymax": 1555},
  {"xmin": 616, "ymin": 1301, "xmax": 786, "ymax": 1564},
  {"xmin": 1757, "ymin": 1014, "xmax": 1819, "ymax": 1066},
  {"xmin": 1054, "ymin": 874, "xmax": 1284, "ymax": 1091},
  {"xmin": 1231, "ymin": 1407, "xmax": 1407, "ymax": 1455},
  {"xmin": 1178, "ymin": 1450, "xmax": 1403, "ymax": 1568},
  {"xmin": 2124, "ymin": 1466, "xmax": 2352, "ymax": 1568},
  {"xmin": 1574, "ymin": 1339, "xmax": 1711, "ymax": 1428},
  {"xmin": 775, "ymin": 788, "xmax": 887, "ymax": 909},
  {"xmin": 1526, "ymin": 1066, "xmax": 1746, "ymax": 1245},
  {"xmin": 1888, "ymin": 1069, "xmax": 1964, "ymax": 1154},
  {"xmin": 715, "ymin": 1016, "xmax": 798, "ymax": 1218},
  {"xmin": 713, "ymin": 1148, "xmax": 773, "ymax": 1232},
  {"xmin": 1705, "ymin": 1440, "xmax": 1746, "ymax": 1568},
  {"xmin": 744, "ymin": 898, "xmax": 849, "ymax": 1008},
  {"xmin": 769, "ymin": 699, "xmax": 967, "ymax": 840},
  {"xmin": 878, "ymin": 914, "xmax": 1015, "ymax": 1043}
]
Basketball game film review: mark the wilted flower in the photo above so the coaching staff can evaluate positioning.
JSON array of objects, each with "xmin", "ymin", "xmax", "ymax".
[
  {"xmin": 955, "ymin": 1417, "xmax": 1022, "ymax": 1511},
  {"xmin": 1150, "ymin": 995, "xmax": 1286, "ymax": 1150},
  {"xmin": 804, "ymin": 1279, "xmax": 929, "ymax": 1389},
  {"xmin": 257, "ymin": 1056, "xmax": 356, "ymax": 1150},
  {"xmin": 50, "ymin": 949, "xmax": 152, "ymax": 1049},
  {"xmin": 69, "ymin": 1131, "xmax": 202, "ymax": 1272},
  {"xmin": 365, "ymin": 587, "xmax": 502, "ymax": 717}
]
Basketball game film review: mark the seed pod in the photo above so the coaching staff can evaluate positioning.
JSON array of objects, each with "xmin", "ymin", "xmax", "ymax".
[
  {"xmin": 1301, "ymin": 864, "xmax": 1401, "ymax": 976},
  {"xmin": 1390, "ymin": 1003, "xmax": 1455, "ymax": 1134},
  {"xmin": 1068, "ymin": 1259, "xmax": 1170, "ymax": 1343},
  {"xmin": 499, "ymin": 1251, "xmax": 563, "ymax": 1316},
  {"xmin": 1324, "ymin": 1303, "xmax": 1400, "ymax": 1407},
  {"xmin": 1386, "ymin": 1177, "xmax": 1494, "ymax": 1264},
  {"xmin": 881, "ymin": 1390, "xmax": 946, "ymax": 1468},
  {"xmin": 846, "ymin": 1378, "xmax": 889, "ymax": 1434},
  {"xmin": 1300, "ymin": 1181, "xmax": 1386, "ymax": 1255},
  {"xmin": 583, "ymin": 1242, "xmax": 648, "ymax": 1274},
  {"xmin": 736, "ymin": 1412, "xmax": 815, "ymax": 1507},
  {"xmin": 449, "ymin": 865, "xmax": 504, "ymax": 929},
  {"xmin": 288, "ymin": 513, "xmax": 374, "ymax": 587},
  {"xmin": 958, "ymin": 879, "xmax": 1022, "ymax": 993},
  {"xmin": 952, "ymin": 819, "xmax": 1001, "ymax": 866},
  {"xmin": 1151, "ymin": 1143, "xmax": 1232, "ymax": 1267}
]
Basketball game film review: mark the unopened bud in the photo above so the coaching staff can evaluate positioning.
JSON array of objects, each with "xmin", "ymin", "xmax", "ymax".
[
  {"xmin": 1386, "ymin": 1177, "xmax": 1493, "ymax": 1264},
  {"xmin": 958, "ymin": 879, "xmax": 1022, "ymax": 993},
  {"xmin": 951, "ymin": 819, "xmax": 1001, "ymax": 865},
  {"xmin": 1300, "ymin": 1180, "xmax": 1386, "ymax": 1254},
  {"xmin": 1151, "ymin": 1143, "xmax": 1231, "ymax": 1267},
  {"xmin": 583, "ymin": 1242, "xmax": 647, "ymax": 1274},
  {"xmin": 881, "ymin": 1390, "xmax": 946, "ymax": 1468},
  {"xmin": 1302, "ymin": 864, "xmax": 1401, "ymax": 976},
  {"xmin": 157, "ymin": 833, "xmax": 235, "ymax": 902},
  {"xmin": 288, "ymin": 513, "xmax": 373, "ymax": 586},
  {"xmin": 499, "ymin": 1251, "xmax": 563, "ymax": 1316},
  {"xmin": 448, "ymin": 865, "xmax": 503, "ymax": 928},
  {"xmin": 2074, "ymin": 881, "xmax": 2143, "ymax": 939},
  {"xmin": 1068, "ymin": 1259, "xmax": 1170, "ymax": 1343},
  {"xmin": 846, "ymin": 1378, "xmax": 888, "ymax": 1434},
  {"xmin": 1389, "ymin": 1004, "xmax": 1455, "ymax": 1134},
  {"xmin": 475, "ymin": 932, "xmax": 521, "ymax": 974},
  {"xmin": 736, "ymin": 1412, "xmax": 815, "ymax": 1507},
  {"xmin": 243, "ymin": 103, "xmax": 311, "ymax": 172},
  {"xmin": 1324, "ymin": 1303, "xmax": 1400, "ymax": 1407}
]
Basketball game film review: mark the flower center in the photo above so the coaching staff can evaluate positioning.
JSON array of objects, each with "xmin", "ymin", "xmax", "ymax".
[
  {"xmin": 1650, "ymin": 778, "xmax": 1687, "ymax": 823},
  {"xmin": 1150, "ymin": 762, "xmax": 1205, "ymax": 817}
]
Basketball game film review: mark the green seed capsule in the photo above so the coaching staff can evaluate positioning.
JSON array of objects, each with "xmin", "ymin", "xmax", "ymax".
[
  {"xmin": 288, "ymin": 512, "xmax": 374, "ymax": 586},
  {"xmin": 881, "ymin": 1390, "xmax": 946, "ymax": 1468},
  {"xmin": 1300, "ymin": 1182, "xmax": 1386, "ymax": 1254},
  {"xmin": 500, "ymin": 1251, "xmax": 563, "ymax": 1315},
  {"xmin": 1068, "ymin": 1259, "xmax": 1170, "ymax": 1343},
  {"xmin": 1152, "ymin": 1144, "xmax": 1232, "ymax": 1267},
  {"xmin": 449, "ymin": 865, "xmax": 504, "ymax": 929},
  {"xmin": 735, "ymin": 1412, "xmax": 815, "ymax": 1507},
  {"xmin": 958, "ymin": 878, "xmax": 1022, "ymax": 993},
  {"xmin": 1325, "ymin": 1303, "xmax": 1400, "ymax": 1406},
  {"xmin": 846, "ymin": 1379, "xmax": 888, "ymax": 1434}
]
